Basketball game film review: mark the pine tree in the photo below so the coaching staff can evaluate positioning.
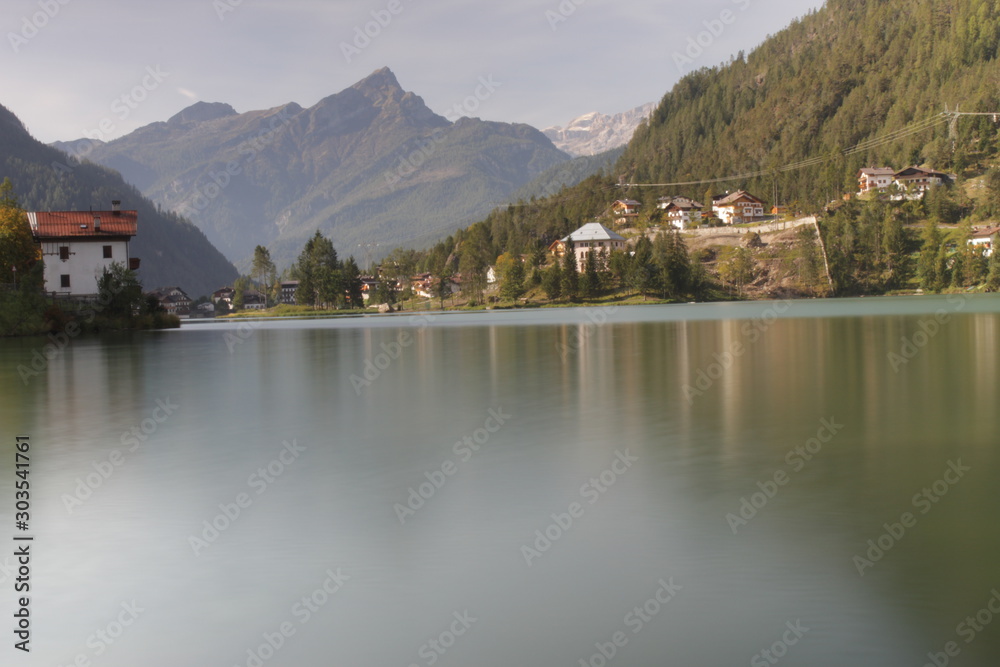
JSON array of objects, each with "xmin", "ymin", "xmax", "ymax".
[
  {"xmin": 986, "ymin": 237, "xmax": 1000, "ymax": 291},
  {"xmin": 918, "ymin": 222, "xmax": 945, "ymax": 292},
  {"xmin": 542, "ymin": 264, "xmax": 562, "ymax": 300},
  {"xmin": 293, "ymin": 231, "xmax": 343, "ymax": 308},
  {"xmin": 666, "ymin": 232, "xmax": 692, "ymax": 297},
  {"xmin": 795, "ymin": 224, "xmax": 821, "ymax": 290},
  {"xmin": 251, "ymin": 245, "xmax": 276, "ymax": 307},
  {"xmin": 458, "ymin": 224, "xmax": 491, "ymax": 304},
  {"xmin": 628, "ymin": 236, "xmax": 654, "ymax": 299},
  {"xmin": 561, "ymin": 247, "xmax": 578, "ymax": 300},
  {"xmin": 501, "ymin": 259, "xmax": 526, "ymax": 302},
  {"xmin": 580, "ymin": 249, "xmax": 599, "ymax": 299},
  {"xmin": 374, "ymin": 274, "xmax": 398, "ymax": 307},
  {"xmin": 432, "ymin": 257, "xmax": 453, "ymax": 310},
  {"xmin": 342, "ymin": 257, "xmax": 364, "ymax": 308},
  {"xmin": 881, "ymin": 208, "xmax": 909, "ymax": 289}
]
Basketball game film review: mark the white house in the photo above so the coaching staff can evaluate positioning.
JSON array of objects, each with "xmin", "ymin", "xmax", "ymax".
[
  {"xmin": 712, "ymin": 191, "xmax": 766, "ymax": 225},
  {"xmin": 562, "ymin": 222, "xmax": 626, "ymax": 271},
  {"xmin": 658, "ymin": 196, "xmax": 704, "ymax": 230},
  {"xmin": 148, "ymin": 286, "xmax": 191, "ymax": 317},
  {"xmin": 894, "ymin": 167, "xmax": 950, "ymax": 192},
  {"xmin": 969, "ymin": 227, "xmax": 1000, "ymax": 258},
  {"xmin": 857, "ymin": 167, "xmax": 896, "ymax": 194},
  {"xmin": 612, "ymin": 199, "xmax": 641, "ymax": 226},
  {"xmin": 279, "ymin": 280, "xmax": 300, "ymax": 305},
  {"xmin": 27, "ymin": 202, "xmax": 138, "ymax": 297},
  {"xmin": 243, "ymin": 290, "xmax": 266, "ymax": 310},
  {"xmin": 213, "ymin": 287, "xmax": 235, "ymax": 305}
]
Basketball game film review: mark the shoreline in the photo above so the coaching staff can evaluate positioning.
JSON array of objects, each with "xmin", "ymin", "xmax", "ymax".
[{"xmin": 185, "ymin": 292, "xmax": 1000, "ymax": 329}]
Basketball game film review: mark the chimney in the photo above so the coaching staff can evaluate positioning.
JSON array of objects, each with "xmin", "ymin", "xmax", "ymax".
[
  {"xmin": 112, "ymin": 200, "xmax": 121, "ymax": 215},
  {"xmin": 94, "ymin": 215, "xmax": 101, "ymax": 231}
]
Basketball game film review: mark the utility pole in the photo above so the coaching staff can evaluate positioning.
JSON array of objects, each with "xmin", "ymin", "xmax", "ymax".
[
  {"xmin": 946, "ymin": 104, "xmax": 960, "ymax": 150},
  {"xmin": 358, "ymin": 243, "xmax": 379, "ymax": 274}
]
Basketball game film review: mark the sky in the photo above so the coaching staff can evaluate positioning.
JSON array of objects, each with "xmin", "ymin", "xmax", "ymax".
[{"xmin": 4, "ymin": 0, "xmax": 825, "ymax": 144}]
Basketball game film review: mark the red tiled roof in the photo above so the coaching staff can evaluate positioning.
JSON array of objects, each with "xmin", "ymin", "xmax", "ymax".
[{"xmin": 27, "ymin": 210, "xmax": 137, "ymax": 238}]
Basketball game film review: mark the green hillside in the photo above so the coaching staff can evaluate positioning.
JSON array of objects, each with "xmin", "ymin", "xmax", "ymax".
[
  {"xmin": 0, "ymin": 105, "xmax": 237, "ymax": 298},
  {"xmin": 621, "ymin": 0, "xmax": 1000, "ymax": 206},
  {"xmin": 395, "ymin": 0, "xmax": 1000, "ymax": 299}
]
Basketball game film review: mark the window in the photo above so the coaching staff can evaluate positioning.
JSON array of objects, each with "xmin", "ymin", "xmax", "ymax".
[
  {"xmin": 103, "ymin": 245, "xmax": 113, "ymax": 259},
  {"xmin": 60, "ymin": 275, "xmax": 70, "ymax": 288},
  {"xmin": 59, "ymin": 246, "xmax": 69, "ymax": 261}
]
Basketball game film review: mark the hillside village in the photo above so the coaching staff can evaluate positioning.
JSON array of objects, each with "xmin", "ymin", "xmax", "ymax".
[
  {"xmin": 193, "ymin": 161, "xmax": 999, "ymax": 315},
  {"xmin": 7, "ymin": 154, "xmax": 998, "ymax": 325}
]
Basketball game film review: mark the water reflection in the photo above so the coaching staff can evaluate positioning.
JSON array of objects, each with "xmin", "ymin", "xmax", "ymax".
[{"xmin": 1, "ymin": 299, "xmax": 998, "ymax": 665}]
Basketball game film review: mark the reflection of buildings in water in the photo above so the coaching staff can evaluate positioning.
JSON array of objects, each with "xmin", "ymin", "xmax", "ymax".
[
  {"xmin": 44, "ymin": 340, "xmax": 138, "ymax": 438},
  {"xmin": 968, "ymin": 314, "xmax": 998, "ymax": 443}
]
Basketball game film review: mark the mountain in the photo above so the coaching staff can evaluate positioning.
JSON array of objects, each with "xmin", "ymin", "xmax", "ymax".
[
  {"xmin": 619, "ymin": 0, "xmax": 1000, "ymax": 208},
  {"xmin": 0, "ymin": 104, "xmax": 237, "ymax": 298},
  {"xmin": 509, "ymin": 146, "xmax": 624, "ymax": 203},
  {"xmin": 61, "ymin": 68, "xmax": 571, "ymax": 268},
  {"xmin": 404, "ymin": 0, "xmax": 1000, "ymax": 296},
  {"xmin": 543, "ymin": 104, "xmax": 655, "ymax": 157},
  {"xmin": 459, "ymin": 0, "xmax": 1000, "ymax": 240}
]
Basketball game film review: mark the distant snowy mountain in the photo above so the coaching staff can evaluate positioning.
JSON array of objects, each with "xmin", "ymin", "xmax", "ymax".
[{"xmin": 543, "ymin": 103, "xmax": 655, "ymax": 157}]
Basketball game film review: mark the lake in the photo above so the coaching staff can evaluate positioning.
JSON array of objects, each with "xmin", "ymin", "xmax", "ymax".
[{"xmin": 2, "ymin": 295, "xmax": 999, "ymax": 666}]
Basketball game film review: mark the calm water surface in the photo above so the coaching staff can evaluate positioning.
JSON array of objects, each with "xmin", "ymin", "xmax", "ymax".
[{"xmin": 2, "ymin": 296, "xmax": 999, "ymax": 666}]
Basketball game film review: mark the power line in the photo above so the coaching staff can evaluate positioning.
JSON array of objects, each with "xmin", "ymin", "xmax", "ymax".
[
  {"xmin": 619, "ymin": 112, "xmax": 958, "ymax": 189},
  {"xmin": 496, "ymin": 108, "xmax": 998, "ymax": 205}
]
